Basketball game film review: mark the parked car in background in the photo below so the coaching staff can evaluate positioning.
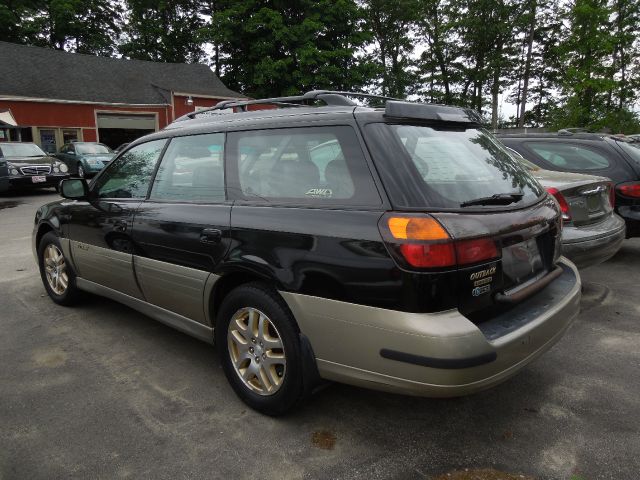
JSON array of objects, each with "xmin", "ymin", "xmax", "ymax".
[
  {"xmin": 0, "ymin": 142, "xmax": 69, "ymax": 193},
  {"xmin": 499, "ymin": 132, "xmax": 640, "ymax": 238},
  {"xmin": 55, "ymin": 142, "xmax": 115, "ymax": 178},
  {"xmin": 506, "ymin": 148, "xmax": 625, "ymax": 268},
  {"xmin": 33, "ymin": 91, "xmax": 581, "ymax": 415}
]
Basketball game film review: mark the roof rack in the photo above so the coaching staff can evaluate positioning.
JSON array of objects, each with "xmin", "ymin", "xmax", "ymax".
[
  {"xmin": 174, "ymin": 90, "xmax": 401, "ymax": 122},
  {"xmin": 171, "ymin": 90, "xmax": 483, "ymax": 125}
]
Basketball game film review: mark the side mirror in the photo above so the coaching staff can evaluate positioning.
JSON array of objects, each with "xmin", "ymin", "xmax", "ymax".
[{"xmin": 60, "ymin": 178, "xmax": 88, "ymax": 199}]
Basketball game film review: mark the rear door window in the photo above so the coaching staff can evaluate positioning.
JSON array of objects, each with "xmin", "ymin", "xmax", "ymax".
[
  {"xmin": 227, "ymin": 126, "xmax": 381, "ymax": 206},
  {"xmin": 150, "ymin": 133, "xmax": 225, "ymax": 202},
  {"xmin": 525, "ymin": 142, "xmax": 610, "ymax": 170}
]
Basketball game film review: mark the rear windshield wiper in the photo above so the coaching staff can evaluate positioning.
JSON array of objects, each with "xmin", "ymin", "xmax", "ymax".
[{"xmin": 460, "ymin": 192, "xmax": 524, "ymax": 207}]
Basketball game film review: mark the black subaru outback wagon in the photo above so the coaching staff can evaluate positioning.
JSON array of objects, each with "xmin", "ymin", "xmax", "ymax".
[{"xmin": 33, "ymin": 91, "xmax": 581, "ymax": 415}]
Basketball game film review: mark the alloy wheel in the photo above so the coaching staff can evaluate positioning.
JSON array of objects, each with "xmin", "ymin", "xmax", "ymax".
[
  {"xmin": 227, "ymin": 307, "xmax": 287, "ymax": 396},
  {"xmin": 44, "ymin": 244, "xmax": 68, "ymax": 295}
]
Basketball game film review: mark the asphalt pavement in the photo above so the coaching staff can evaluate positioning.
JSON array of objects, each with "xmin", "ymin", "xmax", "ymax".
[{"xmin": 1, "ymin": 190, "xmax": 639, "ymax": 480}]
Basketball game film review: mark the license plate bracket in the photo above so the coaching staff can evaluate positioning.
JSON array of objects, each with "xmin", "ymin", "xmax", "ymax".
[
  {"xmin": 31, "ymin": 176, "xmax": 47, "ymax": 183},
  {"xmin": 502, "ymin": 237, "xmax": 545, "ymax": 286}
]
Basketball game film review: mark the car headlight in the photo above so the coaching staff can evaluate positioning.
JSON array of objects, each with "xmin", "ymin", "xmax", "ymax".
[
  {"xmin": 7, "ymin": 162, "xmax": 20, "ymax": 176},
  {"xmin": 52, "ymin": 161, "xmax": 68, "ymax": 173}
]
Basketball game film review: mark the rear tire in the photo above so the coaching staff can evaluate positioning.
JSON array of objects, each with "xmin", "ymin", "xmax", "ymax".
[
  {"xmin": 38, "ymin": 232, "xmax": 82, "ymax": 306},
  {"xmin": 216, "ymin": 282, "xmax": 305, "ymax": 416}
]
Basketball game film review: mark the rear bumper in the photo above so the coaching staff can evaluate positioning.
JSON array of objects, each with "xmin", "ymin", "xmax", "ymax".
[
  {"xmin": 616, "ymin": 205, "xmax": 640, "ymax": 238},
  {"xmin": 281, "ymin": 258, "xmax": 581, "ymax": 397},
  {"xmin": 561, "ymin": 214, "xmax": 626, "ymax": 268}
]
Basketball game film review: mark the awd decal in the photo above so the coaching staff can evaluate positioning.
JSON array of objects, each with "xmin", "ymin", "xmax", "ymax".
[{"xmin": 305, "ymin": 188, "xmax": 333, "ymax": 198}]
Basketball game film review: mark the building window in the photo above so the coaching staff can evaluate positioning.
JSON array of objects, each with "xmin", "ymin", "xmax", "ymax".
[
  {"xmin": 62, "ymin": 129, "xmax": 79, "ymax": 145},
  {"xmin": 39, "ymin": 129, "xmax": 57, "ymax": 154}
]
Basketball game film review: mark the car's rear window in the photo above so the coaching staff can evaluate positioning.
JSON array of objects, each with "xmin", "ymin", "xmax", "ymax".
[
  {"xmin": 364, "ymin": 123, "xmax": 544, "ymax": 209},
  {"xmin": 616, "ymin": 140, "xmax": 640, "ymax": 166}
]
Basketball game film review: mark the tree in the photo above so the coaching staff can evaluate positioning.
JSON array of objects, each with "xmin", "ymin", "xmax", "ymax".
[
  {"xmin": 119, "ymin": 0, "xmax": 205, "ymax": 63},
  {"xmin": 207, "ymin": 0, "xmax": 375, "ymax": 98},
  {"xmin": 417, "ymin": 0, "xmax": 460, "ymax": 105},
  {"xmin": 362, "ymin": 0, "xmax": 419, "ymax": 98},
  {"xmin": 7, "ymin": 0, "xmax": 122, "ymax": 55},
  {"xmin": 554, "ymin": 0, "xmax": 616, "ymax": 129}
]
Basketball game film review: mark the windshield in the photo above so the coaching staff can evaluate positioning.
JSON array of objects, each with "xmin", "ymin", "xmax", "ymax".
[
  {"xmin": 616, "ymin": 140, "xmax": 640, "ymax": 166},
  {"xmin": 0, "ymin": 143, "xmax": 47, "ymax": 157},
  {"xmin": 364, "ymin": 124, "xmax": 544, "ymax": 209},
  {"xmin": 76, "ymin": 143, "xmax": 112, "ymax": 154}
]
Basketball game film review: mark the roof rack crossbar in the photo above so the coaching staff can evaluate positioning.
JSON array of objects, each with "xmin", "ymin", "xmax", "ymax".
[{"xmin": 183, "ymin": 90, "xmax": 403, "ymax": 119}]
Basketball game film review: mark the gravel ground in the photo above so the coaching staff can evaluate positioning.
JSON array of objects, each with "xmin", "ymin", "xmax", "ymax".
[{"xmin": 1, "ymin": 190, "xmax": 638, "ymax": 480}]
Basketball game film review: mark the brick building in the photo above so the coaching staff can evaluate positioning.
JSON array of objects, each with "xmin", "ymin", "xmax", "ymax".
[{"xmin": 0, "ymin": 41, "xmax": 243, "ymax": 152}]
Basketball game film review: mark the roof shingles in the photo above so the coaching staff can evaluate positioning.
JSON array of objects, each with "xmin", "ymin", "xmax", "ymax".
[{"xmin": 0, "ymin": 41, "xmax": 242, "ymax": 104}]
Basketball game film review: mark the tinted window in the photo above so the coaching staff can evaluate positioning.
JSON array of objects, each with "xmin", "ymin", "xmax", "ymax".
[
  {"xmin": 228, "ymin": 126, "xmax": 380, "ymax": 205},
  {"xmin": 150, "ymin": 133, "xmax": 225, "ymax": 202},
  {"xmin": 526, "ymin": 142, "xmax": 610, "ymax": 170},
  {"xmin": 365, "ymin": 124, "xmax": 543, "ymax": 209},
  {"xmin": 94, "ymin": 139, "xmax": 166, "ymax": 199},
  {"xmin": 616, "ymin": 140, "xmax": 640, "ymax": 166}
]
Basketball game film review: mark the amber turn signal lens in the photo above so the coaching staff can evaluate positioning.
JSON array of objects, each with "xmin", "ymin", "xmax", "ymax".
[{"xmin": 387, "ymin": 216, "xmax": 450, "ymax": 241}]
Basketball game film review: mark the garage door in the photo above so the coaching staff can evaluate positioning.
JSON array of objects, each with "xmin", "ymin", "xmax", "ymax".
[
  {"xmin": 97, "ymin": 113, "xmax": 157, "ymax": 150},
  {"xmin": 97, "ymin": 113, "xmax": 156, "ymax": 130}
]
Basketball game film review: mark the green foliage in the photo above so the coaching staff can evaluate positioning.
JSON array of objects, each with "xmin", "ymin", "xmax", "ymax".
[
  {"xmin": 207, "ymin": 0, "xmax": 375, "ymax": 98},
  {"xmin": 11, "ymin": 0, "xmax": 123, "ymax": 55},
  {"xmin": 119, "ymin": 0, "xmax": 205, "ymax": 63}
]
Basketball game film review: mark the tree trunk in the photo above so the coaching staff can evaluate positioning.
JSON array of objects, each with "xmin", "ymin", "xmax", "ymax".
[{"xmin": 518, "ymin": 0, "xmax": 536, "ymax": 128}]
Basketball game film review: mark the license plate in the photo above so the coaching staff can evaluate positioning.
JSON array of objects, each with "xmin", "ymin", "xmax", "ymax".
[
  {"xmin": 31, "ymin": 176, "xmax": 47, "ymax": 183},
  {"xmin": 587, "ymin": 194, "xmax": 601, "ymax": 212},
  {"xmin": 502, "ymin": 237, "xmax": 544, "ymax": 285}
]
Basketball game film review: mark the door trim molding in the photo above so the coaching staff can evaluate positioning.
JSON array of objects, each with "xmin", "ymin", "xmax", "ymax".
[{"xmin": 76, "ymin": 277, "xmax": 214, "ymax": 344}]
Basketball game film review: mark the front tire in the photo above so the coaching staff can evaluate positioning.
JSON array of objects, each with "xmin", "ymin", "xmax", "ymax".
[
  {"xmin": 38, "ymin": 232, "xmax": 82, "ymax": 306},
  {"xmin": 77, "ymin": 163, "xmax": 85, "ymax": 178},
  {"xmin": 216, "ymin": 283, "xmax": 305, "ymax": 416}
]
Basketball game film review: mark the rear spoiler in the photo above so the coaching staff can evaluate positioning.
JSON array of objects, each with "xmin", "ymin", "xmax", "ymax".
[{"xmin": 384, "ymin": 101, "xmax": 483, "ymax": 124}]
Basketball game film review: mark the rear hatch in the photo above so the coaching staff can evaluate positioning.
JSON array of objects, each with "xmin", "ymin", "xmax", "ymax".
[{"xmin": 360, "ymin": 112, "xmax": 561, "ymax": 316}]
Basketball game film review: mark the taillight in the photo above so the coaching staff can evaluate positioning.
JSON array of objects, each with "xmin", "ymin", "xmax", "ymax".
[
  {"xmin": 608, "ymin": 182, "xmax": 615, "ymax": 208},
  {"xmin": 616, "ymin": 182, "xmax": 640, "ymax": 198},
  {"xmin": 379, "ymin": 214, "xmax": 500, "ymax": 269},
  {"xmin": 546, "ymin": 187, "xmax": 571, "ymax": 221}
]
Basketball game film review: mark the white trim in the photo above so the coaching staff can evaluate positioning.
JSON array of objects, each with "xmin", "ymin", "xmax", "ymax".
[
  {"xmin": 0, "ymin": 95, "xmax": 169, "ymax": 107},
  {"xmin": 172, "ymin": 92, "xmax": 246, "ymax": 100}
]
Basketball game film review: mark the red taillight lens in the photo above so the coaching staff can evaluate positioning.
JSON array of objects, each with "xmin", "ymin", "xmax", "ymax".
[
  {"xmin": 617, "ymin": 182, "xmax": 640, "ymax": 198},
  {"xmin": 399, "ymin": 243, "xmax": 456, "ymax": 268},
  {"xmin": 381, "ymin": 214, "xmax": 499, "ymax": 269},
  {"xmin": 455, "ymin": 238, "xmax": 499, "ymax": 265},
  {"xmin": 546, "ymin": 187, "xmax": 571, "ymax": 221}
]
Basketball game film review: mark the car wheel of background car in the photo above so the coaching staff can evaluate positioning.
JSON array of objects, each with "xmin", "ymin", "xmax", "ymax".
[
  {"xmin": 38, "ymin": 232, "xmax": 82, "ymax": 306},
  {"xmin": 216, "ymin": 282, "xmax": 305, "ymax": 416},
  {"xmin": 77, "ymin": 163, "xmax": 85, "ymax": 178}
]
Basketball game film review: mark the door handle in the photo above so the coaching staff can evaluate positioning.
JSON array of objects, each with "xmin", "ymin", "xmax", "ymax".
[{"xmin": 200, "ymin": 228, "xmax": 222, "ymax": 244}]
